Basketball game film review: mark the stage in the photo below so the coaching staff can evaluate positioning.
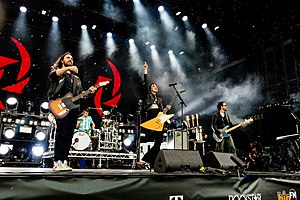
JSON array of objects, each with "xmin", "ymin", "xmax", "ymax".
[{"xmin": 0, "ymin": 167, "xmax": 299, "ymax": 200}]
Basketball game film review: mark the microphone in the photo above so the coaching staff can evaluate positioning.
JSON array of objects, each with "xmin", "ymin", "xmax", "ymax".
[
  {"xmin": 178, "ymin": 89, "xmax": 187, "ymax": 93},
  {"xmin": 169, "ymin": 83, "xmax": 177, "ymax": 87}
]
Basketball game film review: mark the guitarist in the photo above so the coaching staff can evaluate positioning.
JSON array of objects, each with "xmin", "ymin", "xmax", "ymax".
[
  {"xmin": 211, "ymin": 102, "xmax": 244, "ymax": 154},
  {"xmin": 141, "ymin": 61, "xmax": 171, "ymax": 168},
  {"xmin": 47, "ymin": 52, "xmax": 96, "ymax": 171}
]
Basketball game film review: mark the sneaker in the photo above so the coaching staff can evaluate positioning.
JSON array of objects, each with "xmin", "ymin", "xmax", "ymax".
[
  {"xmin": 62, "ymin": 160, "xmax": 73, "ymax": 171},
  {"xmin": 53, "ymin": 160, "xmax": 64, "ymax": 172}
]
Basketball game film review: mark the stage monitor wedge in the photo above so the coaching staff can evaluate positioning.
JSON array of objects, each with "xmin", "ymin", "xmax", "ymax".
[{"xmin": 154, "ymin": 149, "xmax": 203, "ymax": 173}]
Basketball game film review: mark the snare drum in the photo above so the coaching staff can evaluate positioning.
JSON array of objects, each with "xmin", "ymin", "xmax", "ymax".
[{"xmin": 72, "ymin": 131, "xmax": 91, "ymax": 150}]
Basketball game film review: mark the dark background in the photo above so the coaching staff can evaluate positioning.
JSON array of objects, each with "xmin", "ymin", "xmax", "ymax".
[{"xmin": 0, "ymin": 0, "xmax": 299, "ymax": 150}]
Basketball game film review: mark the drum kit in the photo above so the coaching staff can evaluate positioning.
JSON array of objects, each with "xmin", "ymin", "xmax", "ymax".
[{"xmin": 71, "ymin": 110, "xmax": 122, "ymax": 152}]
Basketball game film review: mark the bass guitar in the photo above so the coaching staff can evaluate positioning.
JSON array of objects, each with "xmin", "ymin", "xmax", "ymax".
[
  {"xmin": 49, "ymin": 81, "xmax": 109, "ymax": 118},
  {"xmin": 213, "ymin": 118, "xmax": 253, "ymax": 142},
  {"xmin": 141, "ymin": 90, "xmax": 185, "ymax": 131}
]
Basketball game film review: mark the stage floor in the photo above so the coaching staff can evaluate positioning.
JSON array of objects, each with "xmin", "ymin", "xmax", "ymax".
[{"xmin": 1, "ymin": 167, "xmax": 300, "ymax": 200}]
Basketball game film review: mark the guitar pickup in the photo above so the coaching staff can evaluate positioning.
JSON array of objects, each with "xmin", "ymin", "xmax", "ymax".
[{"xmin": 57, "ymin": 103, "xmax": 66, "ymax": 110}]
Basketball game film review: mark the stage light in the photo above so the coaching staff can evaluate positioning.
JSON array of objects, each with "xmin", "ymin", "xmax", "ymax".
[
  {"xmin": 145, "ymin": 41, "xmax": 150, "ymax": 45},
  {"xmin": 40, "ymin": 102, "xmax": 49, "ymax": 114},
  {"xmin": 214, "ymin": 26, "xmax": 219, "ymax": 30},
  {"xmin": 129, "ymin": 39, "xmax": 134, "ymax": 43},
  {"xmin": 123, "ymin": 137, "xmax": 132, "ymax": 147},
  {"xmin": 41, "ymin": 10, "xmax": 46, "ymax": 15},
  {"xmin": 52, "ymin": 16, "xmax": 59, "ymax": 22},
  {"xmin": 32, "ymin": 146, "xmax": 44, "ymax": 157},
  {"xmin": 158, "ymin": 6, "xmax": 164, "ymax": 12},
  {"xmin": 20, "ymin": 6, "xmax": 27, "ymax": 13},
  {"xmin": 92, "ymin": 25, "xmax": 97, "ymax": 29},
  {"xmin": 176, "ymin": 12, "xmax": 181, "ymax": 16},
  {"xmin": 107, "ymin": 32, "xmax": 112, "ymax": 37},
  {"xmin": 182, "ymin": 16, "xmax": 188, "ymax": 21},
  {"xmin": 179, "ymin": 51, "xmax": 184, "ymax": 55},
  {"xmin": 3, "ymin": 128, "xmax": 16, "ymax": 139},
  {"xmin": 35, "ymin": 131, "xmax": 46, "ymax": 141},
  {"xmin": 0, "ymin": 144, "xmax": 13, "ymax": 155},
  {"xmin": 6, "ymin": 97, "xmax": 18, "ymax": 111},
  {"xmin": 81, "ymin": 25, "xmax": 87, "ymax": 30},
  {"xmin": 150, "ymin": 45, "xmax": 155, "ymax": 50},
  {"xmin": 202, "ymin": 23, "xmax": 208, "ymax": 29},
  {"xmin": 168, "ymin": 50, "xmax": 173, "ymax": 54},
  {"xmin": 2, "ymin": 117, "xmax": 7, "ymax": 123}
]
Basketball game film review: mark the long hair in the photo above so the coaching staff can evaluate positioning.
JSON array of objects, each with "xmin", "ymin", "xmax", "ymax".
[{"xmin": 50, "ymin": 52, "xmax": 71, "ymax": 70}]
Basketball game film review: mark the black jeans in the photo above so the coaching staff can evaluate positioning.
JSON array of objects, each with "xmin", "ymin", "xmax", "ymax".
[
  {"xmin": 54, "ymin": 109, "xmax": 79, "ymax": 162},
  {"xmin": 142, "ymin": 109, "xmax": 163, "ymax": 166}
]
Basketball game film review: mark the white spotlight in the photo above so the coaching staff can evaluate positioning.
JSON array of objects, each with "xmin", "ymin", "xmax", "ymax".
[
  {"xmin": 32, "ymin": 146, "xmax": 44, "ymax": 157},
  {"xmin": 41, "ymin": 10, "xmax": 46, "ymax": 15},
  {"xmin": 92, "ymin": 25, "xmax": 97, "ymax": 29},
  {"xmin": 145, "ymin": 41, "xmax": 150, "ymax": 45},
  {"xmin": 214, "ymin": 26, "xmax": 220, "ymax": 30},
  {"xmin": 107, "ymin": 32, "xmax": 112, "ymax": 37},
  {"xmin": 133, "ymin": 0, "xmax": 139, "ymax": 2},
  {"xmin": 158, "ymin": 6, "xmax": 164, "ymax": 12},
  {"xmin": 35, "ymin": 131, "xmax": 46, "ymax": 141},
  {"xmin": 4, "ymin": 128, "xmax": 15, "ymax": 139},
  {"xmin": 202, "ymin": 23, "xmax": 208, "ymax": 29},
  {"xmin": 20, "ymin": 6, "xmax": 27, "ymax": 13},
  {"xmin": 179, "ymin": 51, "xmax": 184, "ymax": 55},
  {"xmin": 182, "ymin": 16, "xmax": 188, "ymax": 21},
  {"xmin": 81, "ymin": 25, "xmax": 87, "ymax": 30},
  {"xmin": 40, "ymin": 102, "xmax": 49, "ymax": 110},
  {"xmin": 6, "ymin": 97, "xmax": 18, "ymax": 111},
  {"xmin": 129, "ymin": 39, "xmax": 134, "ymax": 43},
  {"xmin": 52, "ymin": 16, "xmax": 59, "ymax": 22},
  {"xmin": 0, "ymin": 144, "xmax": 13, "ymax": 155},
  {"xmin": 150, "ymin": 45, "xmax": 155, "ymax": 50},
  {"xmin": 168, "ymin": 50, "xmax": 173, "ymax": 54},
  {"xmin": 123, "ymin": 138, "xmax": 132, "ymax": 147},
  {"xmin": 176, "ymin": 12, "xmax": 181, "ymax": 16}
]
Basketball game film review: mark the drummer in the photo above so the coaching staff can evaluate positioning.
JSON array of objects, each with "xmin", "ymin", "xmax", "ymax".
[{"xmin": 76, "ymin": 109, "xmax": 95, "ymax": 136}]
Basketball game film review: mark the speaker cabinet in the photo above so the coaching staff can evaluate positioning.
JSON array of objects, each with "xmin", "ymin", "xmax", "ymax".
[
  {"xmin": 202, "ymin": 151, "xmax": 244, "ymax": 170},
  {"xmin": 154, "ymin": 149, "xmax": 203, "ymax": 173}
]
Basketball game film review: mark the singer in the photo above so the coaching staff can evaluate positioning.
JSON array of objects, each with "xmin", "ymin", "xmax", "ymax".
[
  {"xmin": 141, "ymin": 61, "xmax": 172, "ymax": 169},
  {"xmin": 47, "ymin": 52, "xmax": 97, "ymax": 171}
]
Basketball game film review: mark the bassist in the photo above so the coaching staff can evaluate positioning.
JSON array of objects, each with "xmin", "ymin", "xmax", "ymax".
[
  {"xmin": 211, "ymin": 102, "xmax": 244, "ymax": 154},
  {"xmin": 142, "ymin": 61, "xmax": 171, "ymax": 168}
]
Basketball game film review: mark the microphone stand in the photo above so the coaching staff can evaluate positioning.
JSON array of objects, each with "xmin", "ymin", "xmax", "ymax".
[
  {"xmin": 170, "ymin": 85, "xmax": 187, "ymax": 150},
  {"xmin": 136, "ymin": 100, "xmax": 143, "ymax": 162}
]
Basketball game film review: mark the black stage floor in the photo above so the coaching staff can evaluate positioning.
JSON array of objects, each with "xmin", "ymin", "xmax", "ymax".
[{"xmin": 1, "ymin": 167, "xmax": 300, "ymax": 200}]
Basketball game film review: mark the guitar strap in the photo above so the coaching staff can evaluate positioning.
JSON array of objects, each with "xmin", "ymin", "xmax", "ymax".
[{"xmin": 72, "ymin": 74, "xmax": 77, "ymax": 95}]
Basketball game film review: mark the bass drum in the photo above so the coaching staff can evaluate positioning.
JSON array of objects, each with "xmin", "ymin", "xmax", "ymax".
[{"xmin": 72, "ymin": 131, "xmax": 91, "ymax": 150}]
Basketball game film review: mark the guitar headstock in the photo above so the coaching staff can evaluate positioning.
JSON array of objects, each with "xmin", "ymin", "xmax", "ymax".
[
  {"xmin": 98, "ymin": 81, "xmax": 110, "ymax": 87},
  {"xmin": 244, "ymin": 118, "xmax": 253, "ymax": 124}
]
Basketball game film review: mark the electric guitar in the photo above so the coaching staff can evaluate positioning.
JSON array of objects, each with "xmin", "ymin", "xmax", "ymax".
[
  {"xmin": 213, "ymin": 118, "xmax": 253, "ymax": 142},
  {"xmin": 49, "ymin": 81, "xmax": 109, "ymax": 118},
  {"xmin": 141, "ymin": 91, "xmax": 185, "ymax": 132}
]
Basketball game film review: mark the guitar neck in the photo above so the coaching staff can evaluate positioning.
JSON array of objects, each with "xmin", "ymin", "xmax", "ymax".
[
  {"xmin": 225, "ymin": 124, "xmax": 241, "ymax": 133},
  {"xmin": 162, "ymin": 95, "xmax": 178, "ymax": 114},
  {"xmin": 71, "ymin": 82, "xmax": 105, "ymax": 103}
]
